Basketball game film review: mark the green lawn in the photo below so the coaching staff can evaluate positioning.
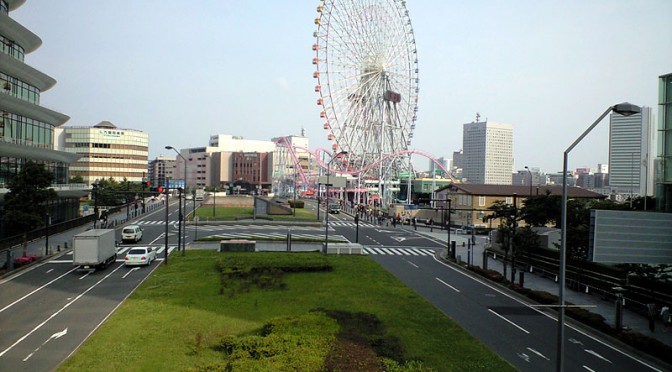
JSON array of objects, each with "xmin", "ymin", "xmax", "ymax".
[{"xmin": 58, "ymin": 252, "xmax": 513, "ymax": 371}]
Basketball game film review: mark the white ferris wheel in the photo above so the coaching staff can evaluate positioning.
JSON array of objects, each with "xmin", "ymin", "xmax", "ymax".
[{"xmin": 312, "ymin": 0, "xmax": 419, "ymax": 180}]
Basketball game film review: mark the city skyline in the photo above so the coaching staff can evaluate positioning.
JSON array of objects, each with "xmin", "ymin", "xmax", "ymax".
[{"xmin": 12, "ymin": 0, "xmax": 671, "ymax": 174}]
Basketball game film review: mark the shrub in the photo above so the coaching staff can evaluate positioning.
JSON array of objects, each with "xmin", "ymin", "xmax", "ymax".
[{"xmin": 288, "ymin": 200, "xmax": 305, "ymax": 208}]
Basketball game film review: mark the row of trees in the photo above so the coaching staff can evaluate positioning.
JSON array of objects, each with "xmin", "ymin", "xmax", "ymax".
[
  {"xmin": 486, "ymin": 191, "xmax": 668, "ymax": 283},
  {"xmin": 2, "ymin": 163, "xmax": 158, "ymax": 238}
]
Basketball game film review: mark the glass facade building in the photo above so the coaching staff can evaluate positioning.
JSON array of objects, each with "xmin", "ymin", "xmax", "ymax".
[
  {"xmin": 1, "ymin": 0, "xmax": 82, "ymax": 235},
  {"xmin": 0, "ymin": 0, "xmax": 78, "ymax": 187},
  {"xmin": 656, "ymin": 73, "xmax": 672, "ymax": 212}
]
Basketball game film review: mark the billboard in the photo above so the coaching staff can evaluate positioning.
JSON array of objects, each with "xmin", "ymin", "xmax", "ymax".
[
  {"xmin": 317, "ymin": 176, "xmax": 347, "ymax": 188},
  {"xmin": 589, "ymin": 210, "xmax": 672, "ymax": 264}
]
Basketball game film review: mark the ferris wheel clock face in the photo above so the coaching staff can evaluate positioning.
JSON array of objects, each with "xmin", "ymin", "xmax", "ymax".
[{"xmin": 313, "ymin": 0, "xmax": 419, "ymax": 177}]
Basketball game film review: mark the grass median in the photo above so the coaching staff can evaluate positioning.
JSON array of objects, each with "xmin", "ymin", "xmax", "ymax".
[{"xmin": 58, "ymin": 252, "xmax": 513, "ymax": 371}]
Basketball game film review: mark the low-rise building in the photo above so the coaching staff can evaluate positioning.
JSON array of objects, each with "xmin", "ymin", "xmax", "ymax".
[{"xmin": 435, "ymin": 184, "xmax": 607, "ymax": 228}]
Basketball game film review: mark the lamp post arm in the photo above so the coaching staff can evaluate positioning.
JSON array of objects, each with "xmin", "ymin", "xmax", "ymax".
[{"xmin": 566, "ymin": 106, "xmax": 613, "ymax": 154}]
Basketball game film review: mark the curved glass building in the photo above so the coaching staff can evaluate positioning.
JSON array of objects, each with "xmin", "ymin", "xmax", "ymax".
[{"xmin": 1, "ymin": 0, "xmax": 82, "ymax": 233}]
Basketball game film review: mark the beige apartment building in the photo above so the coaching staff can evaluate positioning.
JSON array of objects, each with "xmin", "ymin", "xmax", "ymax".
[{"xmin": 57, "ymin": 121, "xmax": 149, "ymax": 184}]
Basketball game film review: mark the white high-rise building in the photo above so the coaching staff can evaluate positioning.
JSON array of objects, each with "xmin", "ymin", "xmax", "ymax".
[
  {"xmin": 608, "ymin": 106, "xmax": 655, "ymax": 197},
  {"xmin": 462, "ymin": 121, "xmax": 513, "ymax": 185}
]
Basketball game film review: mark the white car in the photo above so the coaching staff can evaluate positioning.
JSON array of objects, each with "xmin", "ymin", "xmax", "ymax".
[
  {"xmin": 121, "ymin": 225, "xmax": 143, "ymax": 243},
  {"xmin": 124, "ymin": 247, "xmax": 156, "ymax": 266}
]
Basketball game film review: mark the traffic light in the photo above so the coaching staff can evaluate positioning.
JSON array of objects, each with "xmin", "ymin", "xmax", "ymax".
[
  {"xmin": 157, "ymin": 186, "xmax": 164, "ymax": 193},
  {"xmin": 144, "ymin": 181, "xmax": 151, "ymax": 188}
]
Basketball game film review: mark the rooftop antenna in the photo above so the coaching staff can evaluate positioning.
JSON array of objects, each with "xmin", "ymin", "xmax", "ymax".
[{"xmin": 475, "ymin": 112, "xmax": 481, "ymax": 122}]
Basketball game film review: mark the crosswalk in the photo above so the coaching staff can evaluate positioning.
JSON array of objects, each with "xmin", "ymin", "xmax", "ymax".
[
  {"xmin": 52, "ymin": 244, "xmax": 432, "ymax": 259},
  {"xmin": 329, "ymin": 221, "xmax": 377, "ymax": 228},
  {"xmin": 136, "ymin": 220, "xmax": 381, "ymax": 229},
  {"xmin": 135, "ymin": 220, "xmax": 178, "ymax": 226},
  {"xmin": 363, "ymin": 247, "xmax": 435, "ymax": 256}
]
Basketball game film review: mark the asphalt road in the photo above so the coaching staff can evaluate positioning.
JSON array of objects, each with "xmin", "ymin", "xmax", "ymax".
[
  {"xmin": 1, "ymin": 200, "xmax": 666, "ymax": 371},
  {"xmin": 0, "ymin": 250, "xmax": 172, "ymax": 371},
  {"xmin": 0, "ymin": 202, "xmax": 181, "ymax": 372}
]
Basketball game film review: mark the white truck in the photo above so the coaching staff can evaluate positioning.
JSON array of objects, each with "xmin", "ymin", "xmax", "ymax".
[
  {"xmin": 72, "ymin": 229, "xmax": 117, "ymax": 270},
  {"xmin": 194, "ymin": 188, "xmax": 205, "ymax": 201}
]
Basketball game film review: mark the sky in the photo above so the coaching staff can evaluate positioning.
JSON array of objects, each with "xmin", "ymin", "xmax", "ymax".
[{"xmin": 12, "ymin": 0, "xmax": 672, "ymax": 174}]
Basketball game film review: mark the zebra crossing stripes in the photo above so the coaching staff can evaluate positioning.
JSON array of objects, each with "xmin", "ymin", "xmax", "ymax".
[
  {"xmin": 330, "ymin": 221, "xmax": 377, "ymax": 228},
  {"xmin": 135, "ymin": 220, "xmax": 177, "ymax": 226},
  {"xmin": 363, "ymin": 247, "xmax": 434, "ymax": 256}
]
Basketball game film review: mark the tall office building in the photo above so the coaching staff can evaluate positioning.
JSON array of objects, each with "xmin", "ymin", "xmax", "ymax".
[
  {"xmin": 148, "ymin": 156, "xmax": 175, "ymax": 188},
  {"xmin": 657, "ymin": 73, "xmax": 672, "ymax": 212},
  {"xmin": 608, "ymin": 107, "xmax": 654, "ymax": 198},
  {"xmin": 462, "ymin": 121, "xmax": 513, "ymax": 185}
]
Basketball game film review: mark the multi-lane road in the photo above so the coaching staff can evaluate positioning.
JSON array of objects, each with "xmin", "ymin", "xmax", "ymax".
[{"xmin": 0, "ymin": 199, "xmax": 667, "ymax": 371}]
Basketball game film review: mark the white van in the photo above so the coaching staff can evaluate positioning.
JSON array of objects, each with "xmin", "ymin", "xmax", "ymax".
[{"xmin": 121, "ymin": 225, "xmax": 143, "ymax": 243}]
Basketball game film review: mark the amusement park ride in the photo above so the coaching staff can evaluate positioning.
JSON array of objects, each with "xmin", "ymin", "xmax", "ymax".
[{"xmin": 275, "ymin": 0, "xmax": 455, "ymax": 207}]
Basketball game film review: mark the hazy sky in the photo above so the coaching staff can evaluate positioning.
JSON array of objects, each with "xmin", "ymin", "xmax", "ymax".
[{"xmin": 12, "ymin": 0, "xmax": 672, "ymax": 173}]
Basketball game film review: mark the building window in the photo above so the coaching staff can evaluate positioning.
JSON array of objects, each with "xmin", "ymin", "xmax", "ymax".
[{"xmin": 479, "ymin": 196, "xmax": 485, "ymax": 206}]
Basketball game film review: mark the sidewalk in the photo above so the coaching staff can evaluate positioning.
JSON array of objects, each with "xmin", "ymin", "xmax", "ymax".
[
  {"xmin": 402, "ymin": 224, "xmax": 672, "ymax": 349},
  {"xmin": 0, "ymin": 199, "xmax": 166, "ymax": 275}
]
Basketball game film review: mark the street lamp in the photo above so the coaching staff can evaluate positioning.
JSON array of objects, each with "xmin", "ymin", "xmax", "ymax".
[
  {"xmin": 92, "ymin": 180, "xmax": 99, "ymax": 229},
  {"xmin": 166, "ymin": 145, "xmax": 187, "ymax": 256},
  {"xmin": 325, "ymin": 151, "xmax": 347, "ymax": 254},
  {"xmin": 289, "ymin": 165, "xmax": 297, "ymax": 217},
  {"xmin": 524, "ymin": 166, "xmax": 532, "ymax": 196},
  {"xmin": 557, "ymin": 102, "xmax": 640, "ymax": 371}
]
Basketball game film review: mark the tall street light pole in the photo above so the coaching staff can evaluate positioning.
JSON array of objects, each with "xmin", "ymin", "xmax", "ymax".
[
  {"xmin": 524, "ymin": 166, "xmax": 532, "ymax": 196},
  {"xmin": 164, "ymin": 178, "xmax": 170, "ymax": 265},
  {"xmin": 289, "ymin": 165, "xmax": 297, "ymax": 217},
  {"xmin": 558, "ymin": 102, "xmax": 640, "ymax": 372},
  {"xmin": 166, "ymin": 146, "xmax": 187, "ymax": 256},
  {"xmin": 324, "ymin": 151, "xmax": 347, "ymax": 254}
]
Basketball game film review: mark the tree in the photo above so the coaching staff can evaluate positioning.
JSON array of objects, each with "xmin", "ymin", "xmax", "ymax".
[
  {"xmin": 514, "ymin": 226, "xmax": 541, "ymax": 271},
  {"xmin": 68, "ymin": 175, "xmax": 84, "ymax": 184},
  {"xmin": 2, "ymin": 161, "xmax": 57, "ymax": 234},
  {"xmin": 487, "ymin": 200, "xmax": 520, "ymax": 283},
  {"xmin": 519, "ymin": 191, "xmax": 561, "ymax": 227}
]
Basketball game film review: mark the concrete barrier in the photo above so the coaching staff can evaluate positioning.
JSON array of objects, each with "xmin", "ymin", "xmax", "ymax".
[{"xmin": 326, "ymin": 243, "xmax": 364, "ymax": 255}]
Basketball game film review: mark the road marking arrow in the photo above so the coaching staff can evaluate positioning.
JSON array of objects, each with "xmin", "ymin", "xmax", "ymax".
[{"xmin": 23, "ymin": 328, "xmax": 67, "ymax": 362}]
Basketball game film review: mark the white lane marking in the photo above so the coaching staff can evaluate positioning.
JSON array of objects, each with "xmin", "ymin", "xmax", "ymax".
[
  {"xmin": 0, "ymin": 267, "xmax": 78, "ymax": 313},
  {"xmin": 585, "ymin": 349, "xmax": 612, "ymax": 364},
  {"xmin": 122, "ymin": 267, "xmax": 140, "ymax": 278},
  {"xmin": 436, "ymin": 277, "xmax": 460, "ymax": 293},
  {"xmin": 404, "ymin": 259, "xmax": 419, "ymax": 268},
  {"xmin": 429, "ymin": 255, "xmax": 663, "ymax": 372},
  {"xmin": 488, "ymin": 309, "xmax": 530, "ymax": 334},
  {"xmin": 79, "ymin": 271, "xmax": 92, "ymax": 280},
  {"xmin": 0, "ymin": 264, "xmax": 124, "ymax": 357},
  {"xmin": 569, "ymin": 338, "xmax": 584, "ymax": 345},
  {"xmin": 517, "ymin": 352, "xmax": 530, "ymax": 362},
  {"xmin": 583, "ymin": 366, "xmax": 597, "ymax": 372},
  {"xmin": 23, "ymin": 328, "xmax": 67, "ymax": 362},
  {"xmin": 46, "ymin": 269, "xmax": 54, "ymax": 274},
  {"xmin": 527, "ymin": 347, "xmax": 550, "ymax": 360}
]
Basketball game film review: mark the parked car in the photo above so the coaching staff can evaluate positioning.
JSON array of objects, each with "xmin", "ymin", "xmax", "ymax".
[
  {"xmin": 124, "ymin": 247, "xmax": 156, "ymax": 266},
  {"xmin": 121, "ymin": 225, "xmax": 143, "ymax": 243}
]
